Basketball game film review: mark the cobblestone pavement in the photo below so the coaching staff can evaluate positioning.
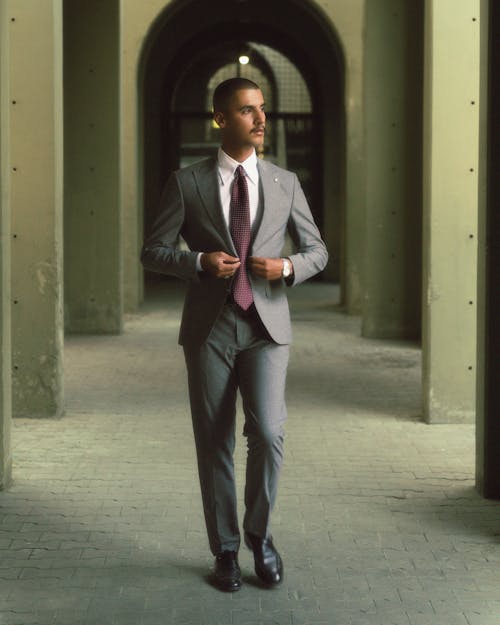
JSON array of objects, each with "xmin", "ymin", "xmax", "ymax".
[{"xmin": 1, "ymin": 283, "xmax": 499, "ymax": 625}]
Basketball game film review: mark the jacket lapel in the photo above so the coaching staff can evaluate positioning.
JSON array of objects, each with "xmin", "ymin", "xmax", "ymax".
[
  {"xmin": 192, "ymin": 158, "xmax": 236, "ymax": 255},
  {"xmin": 252, "ymin": 160, "xmax": 287, "ymax": 253}
]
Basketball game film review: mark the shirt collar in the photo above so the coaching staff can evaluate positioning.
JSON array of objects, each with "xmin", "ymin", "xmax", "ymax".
[{"xmin": 217, "ymin": 147, "xmax": 259, "ymax": 186}]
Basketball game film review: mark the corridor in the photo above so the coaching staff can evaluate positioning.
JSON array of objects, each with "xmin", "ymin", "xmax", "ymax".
[{"xmin": 0, "ymin": 283, "xmax": 498, "ymax": 625}]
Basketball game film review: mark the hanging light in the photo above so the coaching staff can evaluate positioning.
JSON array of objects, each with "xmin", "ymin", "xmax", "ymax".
[{"xmin": 238, "ymin": 54, "xmax": 250, "ymax": 65}]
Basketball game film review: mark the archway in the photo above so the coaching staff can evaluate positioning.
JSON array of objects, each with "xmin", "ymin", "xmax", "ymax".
[{"xmin": 138, "ymin": 0, "xmax": 345, "ymax": 296}]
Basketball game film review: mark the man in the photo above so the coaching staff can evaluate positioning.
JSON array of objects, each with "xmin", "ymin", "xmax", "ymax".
[{"xmin": 141, "ymin": 77, "xmax": 328, "ymax": 591}]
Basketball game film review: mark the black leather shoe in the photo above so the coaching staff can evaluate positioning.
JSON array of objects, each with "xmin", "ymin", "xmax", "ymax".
[
  {"xmin": 213, "ymin": 550, "xmax": 242, "ymax": 592},
  {"xmin": 244, "ymin": 532, "xmax": 284, "ymax": 586}
]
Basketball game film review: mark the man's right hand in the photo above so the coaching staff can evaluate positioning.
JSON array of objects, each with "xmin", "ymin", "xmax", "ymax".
[{"xmin": 200, "ymin": 252, "xmax": 240, "ymax": 279}]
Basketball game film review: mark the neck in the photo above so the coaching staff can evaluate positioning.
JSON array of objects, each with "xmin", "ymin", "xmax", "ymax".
[{"xmin": 221, "ymin": 143, "xmax": 254, "ymax": 163}]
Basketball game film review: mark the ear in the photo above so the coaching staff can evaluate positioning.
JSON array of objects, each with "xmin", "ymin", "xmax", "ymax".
[{"xmin": 214, "ymin": 111, "xmax": 225, "ymax": 128}]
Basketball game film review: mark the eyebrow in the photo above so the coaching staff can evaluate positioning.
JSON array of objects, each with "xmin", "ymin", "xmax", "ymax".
[{"xmin": 239, "ymin": 103, "xmax": 266, "ymax": 111}]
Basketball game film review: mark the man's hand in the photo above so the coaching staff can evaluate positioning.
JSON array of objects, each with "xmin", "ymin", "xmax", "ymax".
[
  {"xmin": 201, "ymin": 251, "xmax": 240, "ymax": 279},
  {"xmin": 248, "ymin": 256, "xmax": 287, "ymax": 281}
]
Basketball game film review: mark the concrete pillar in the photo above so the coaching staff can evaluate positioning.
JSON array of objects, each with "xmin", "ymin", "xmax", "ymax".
[
  {"xmin": 0, "ymin": 1, "xmax": 13, "ymax": 487},
  {"xmin": 362, "ymin": 0, "xmax": 423, "ymax": 339},
  {"xmin": 9, "ymin": 0, "xmax": 64, "ymax": 418},
  {"xmin": 64, "ymin": 0, "xmax": 122, "ymax": 333},
  {"xmin": 422, "ymin": 0, "xmax": 480, "ymax": 423},
  {"xmin": 476, "ymin": 0, "xmax": 500, "ymax": 498},
  {"xmin": 340, "ymin": 0, "xmax": 365, "ymax": 314},
  {"xmin": 122, "ymin": 0, "xmax": 157, "ymax": 313},
  {"xmin": 123, "ymin": 0, "xmax": 364, "ymax": 311}
]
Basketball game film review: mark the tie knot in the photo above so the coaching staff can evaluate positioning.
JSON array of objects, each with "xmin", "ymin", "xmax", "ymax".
[{"xmin": 235, "ymin": 165, "xmax": 246, "ymax": 179}]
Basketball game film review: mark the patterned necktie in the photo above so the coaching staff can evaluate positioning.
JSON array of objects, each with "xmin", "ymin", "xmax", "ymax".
[{"xmin": 229, "ymin": 165, "xmax": 254, "ymax": 310}]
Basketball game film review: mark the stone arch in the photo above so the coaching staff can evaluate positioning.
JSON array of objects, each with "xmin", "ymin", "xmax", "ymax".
[{"xmin": 137, "ymin": 0, "xmax": 346, "ymax": 296}]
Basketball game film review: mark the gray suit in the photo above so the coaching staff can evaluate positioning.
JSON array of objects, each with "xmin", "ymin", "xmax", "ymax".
[{"xmin": 141, "ymin": 156, "xmax": 328, "ymax": 554}]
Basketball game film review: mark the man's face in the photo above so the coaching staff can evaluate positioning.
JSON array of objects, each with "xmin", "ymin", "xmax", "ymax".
[{"xmin": 215, "ymin": 88, "xmax": 266, "ymax": 152}]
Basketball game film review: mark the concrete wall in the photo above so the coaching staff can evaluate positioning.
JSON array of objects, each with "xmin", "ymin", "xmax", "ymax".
[
  {"xmin": 321, "ymin": 0, "xmax": 365, "ymax": 313},
  {"xmin": 121, "ymin": 0, "xmax": 160, "ymax": 312},
  {"xmin": 120, "ymin": 0, "xmax": 366, "ymax": 313},
  {"xmin": 422, "ymin": 0, "xmax": 480, "ymax": 423},
  {"xmin": 9, "ymin": 0, "xmax": 64, "ymax": 418},
  {"xmin": 64, "ymin": 0, "xmax": 122, "ymax": 334},
  {"xmin": 362, "ymin": 0, "xmax": 423, "ymax": 339},
  {"xmin": 0, "ymin": 1, "xmax": 13, "ymax": 488}
]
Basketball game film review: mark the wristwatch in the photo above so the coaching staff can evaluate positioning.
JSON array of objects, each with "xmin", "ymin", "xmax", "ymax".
[{"xmin": 282, "ymin": 258, "xmax": 292, "ymax": 278}]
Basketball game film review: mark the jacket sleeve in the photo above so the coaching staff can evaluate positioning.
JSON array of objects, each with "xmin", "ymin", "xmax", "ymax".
[
  {"xmin": 286, "ymin": 174, "xmax": 329, "ymax": 286},
  {"xmin": 140, "ymin": 172, "xmax": 199, "ymax": 281}
]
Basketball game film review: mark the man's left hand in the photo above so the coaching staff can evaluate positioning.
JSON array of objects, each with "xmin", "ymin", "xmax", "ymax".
[{"xmin": 248, "ymin": 257, "xmax": 288, "ymax": 281}]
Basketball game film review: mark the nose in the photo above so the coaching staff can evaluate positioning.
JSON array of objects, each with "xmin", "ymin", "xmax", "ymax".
[{"xmin": 256, "ymin": 109, "xmax": 266, "ymax": 124}]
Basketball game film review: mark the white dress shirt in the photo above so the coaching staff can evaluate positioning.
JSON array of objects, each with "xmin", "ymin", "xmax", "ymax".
[
  {"xmin": 196, "ymin": 147, "xmax": 260, "ymax": 269},
  {"xmin": 217, "ymin": 147, "xmax": 260, "ymax": 227}
]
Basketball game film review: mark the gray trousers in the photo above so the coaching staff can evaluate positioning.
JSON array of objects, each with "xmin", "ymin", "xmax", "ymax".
[{"xmin": 183, "ymin": 303, "xmax": 289, "ymax": 555}]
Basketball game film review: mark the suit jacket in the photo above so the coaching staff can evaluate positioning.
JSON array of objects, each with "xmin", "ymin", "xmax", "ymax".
[{"xmin": 141, "ymin": 156, "xmax": 328, "ymax": 347}]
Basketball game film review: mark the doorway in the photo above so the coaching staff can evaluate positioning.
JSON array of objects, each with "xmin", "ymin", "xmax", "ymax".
[{"xmin": 139, "ymin": 0, "xmax": 345, "ymax": 294}]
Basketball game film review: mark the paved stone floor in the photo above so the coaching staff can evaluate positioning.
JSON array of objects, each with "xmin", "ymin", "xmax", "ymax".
[{"xmin": 1, "ymin": 282, "xmax": 499, "ymax": 625}]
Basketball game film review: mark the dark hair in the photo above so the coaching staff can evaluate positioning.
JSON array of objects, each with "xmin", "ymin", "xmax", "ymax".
[{"xmin": 212, "ymin": 77, "xmax": 261, "ymax": 113}]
